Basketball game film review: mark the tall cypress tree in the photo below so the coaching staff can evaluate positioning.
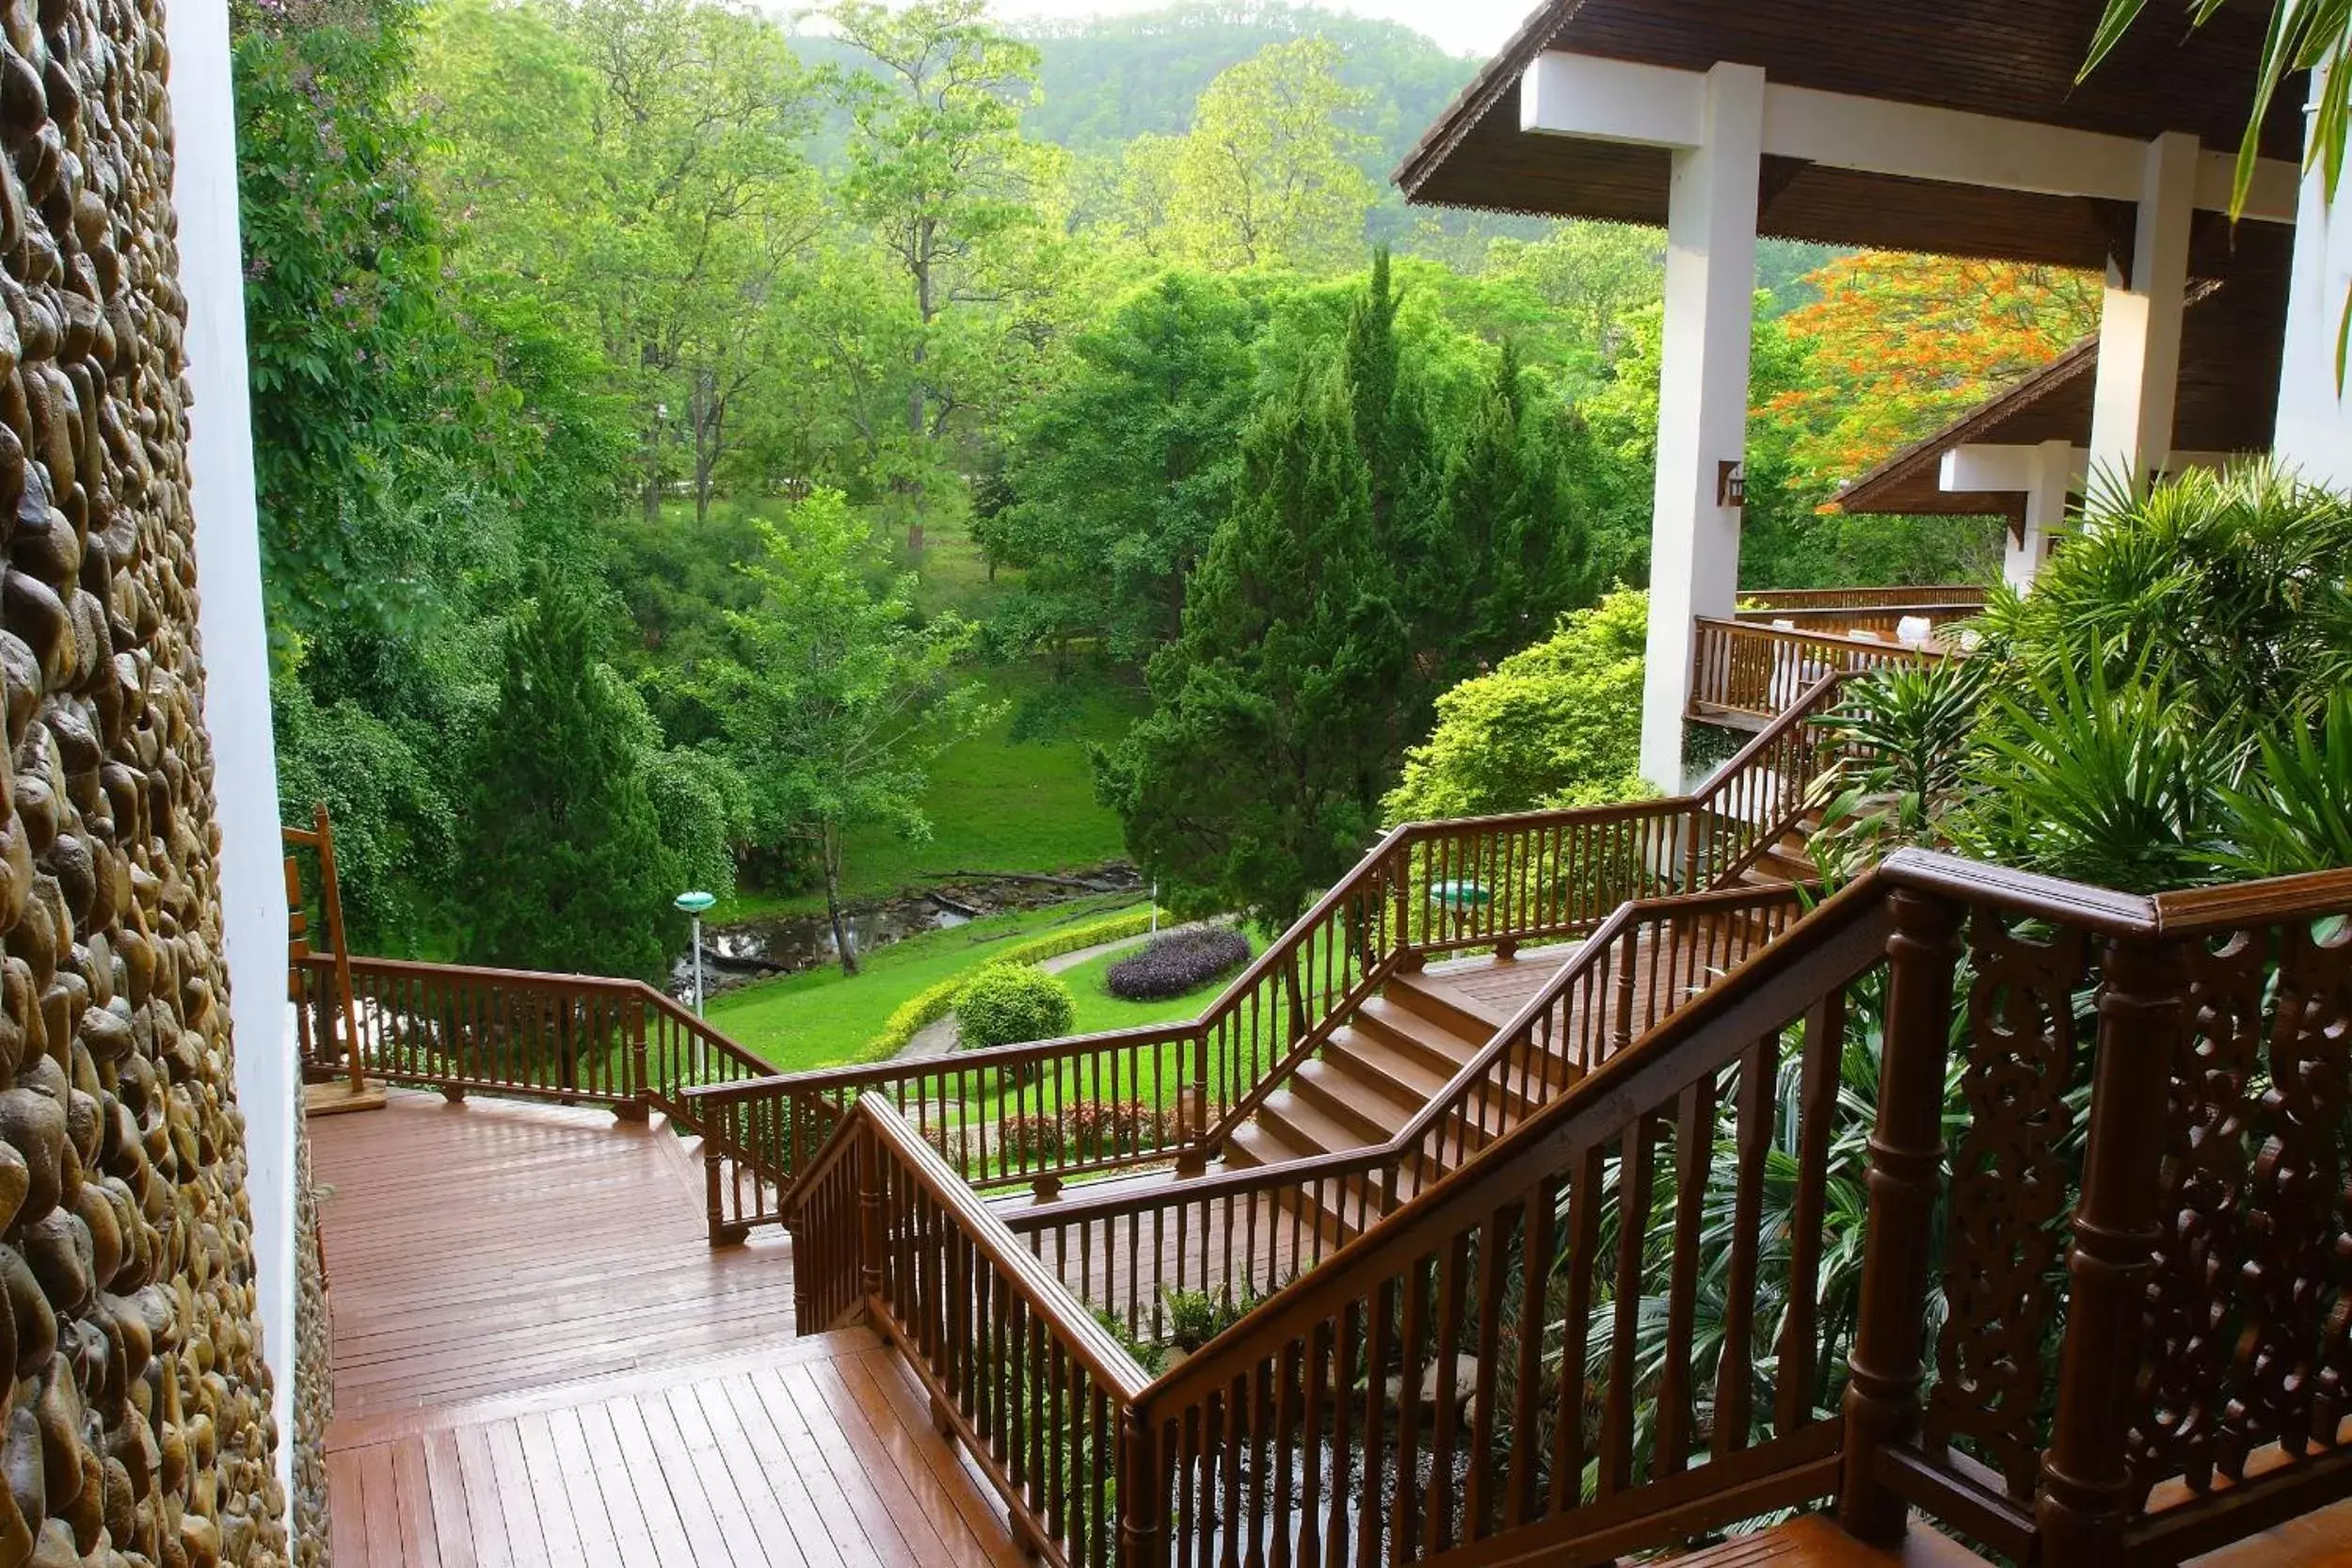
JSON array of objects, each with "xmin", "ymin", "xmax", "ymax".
[
  {"xmin": 458, "ymin": 586, "xmax": 679, "ymax": 980},
  {"xmin": 1438, "ymin": 340, "xmax": 1606, "ymax": 678},
  {"xmin": 1098, "ymin": 352, "xmax": 1412, "ymax": 926}
]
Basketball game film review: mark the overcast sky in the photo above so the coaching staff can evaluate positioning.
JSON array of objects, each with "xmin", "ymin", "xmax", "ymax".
[{"xmin": 1000, "ymin": 1, "xmax": 1538, "ymax": 60}]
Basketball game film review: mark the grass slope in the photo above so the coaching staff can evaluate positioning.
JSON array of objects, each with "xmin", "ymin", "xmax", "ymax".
[
  {"xmin": 709, "ymin": 895, "xmax": 1142, "ymax": 1073},
  {"xmin": 715, "ymin": 663, "xmax": 1145, "ymax": 924}
]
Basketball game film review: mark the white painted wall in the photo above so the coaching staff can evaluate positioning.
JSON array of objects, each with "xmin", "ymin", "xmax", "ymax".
[
  {"xmin": 167, "ymin": 0, "xmax": 296, "ymax": 1527},
  {"xmin": 2276, "ymin": 77, "xmax": 2352, "ymax": 487}
]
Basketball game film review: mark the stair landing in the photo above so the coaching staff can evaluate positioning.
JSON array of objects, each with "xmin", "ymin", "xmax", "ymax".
[{"xmin": 313, "ymin": 1091, "xmax": 1023, "ymax": 1567}]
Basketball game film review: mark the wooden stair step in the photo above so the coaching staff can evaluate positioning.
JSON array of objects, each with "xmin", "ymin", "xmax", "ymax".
[
  {"xmin": 1384, "ymin": 969, "xmax": 1509, "ymax": 1041},
  {"xmin": 1352, "ymin": 995, "xmax": 1485, "ymax": 1075},
  {"xmin": 1256, "ymin": 1087, "xmax": 1374, "ymax": 1158},
  {"xmin": 1322, "ymin": 1025, "xmax": 1456, "ymax": 1110},
  {"xmin": 1222, "ymin": 1120, "xmax": 1322, "ymax": 1171},
  {"xmin": 1288, "ymin": 1058, "xmax": 1415, "ymax": 1144}
]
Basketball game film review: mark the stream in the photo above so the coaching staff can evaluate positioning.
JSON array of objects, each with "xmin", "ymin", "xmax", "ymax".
[{"xmin": 668, "ymin": 861, "xmax": 1143, "ymax": 1001}]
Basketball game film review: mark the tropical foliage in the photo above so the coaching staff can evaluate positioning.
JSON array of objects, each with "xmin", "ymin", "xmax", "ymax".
[
  {"xmin": 1384, "ymin": 588, "xmax": 1652, "ymax": 822},
  {"xmin": 1819, "ymin": 462, "xmax": 2352, "ymax": 890}
]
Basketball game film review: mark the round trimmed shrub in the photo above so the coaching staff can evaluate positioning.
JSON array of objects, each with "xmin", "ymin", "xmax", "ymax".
[
  {"xmin": 956, "ymin": 963, "xmax": 1077, "ymax": 1050},
  {"xmin": 1107, "ymin": 927, "xmax": 1254, "ymax": 1001}
]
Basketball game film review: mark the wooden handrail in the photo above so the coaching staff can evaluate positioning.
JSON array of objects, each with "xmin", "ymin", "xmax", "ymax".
[
  {"xmin": 1744, "ymin": 584, "xmax": 1990, "ymax": 612},
  {"xmin": 680, "ymin": 1020, "xmax": 1203, "ymax": 1107},
  {"xmin": 1698, "ymin": 615, "xmax": 1956, "ymax": 658},
  {"xmin": 1144, "ymin": 870, "xmax": 1894, "ymax": 1405},
  {"xmin": 1012, "ymin": 880, "xmax": 1814, "ymax": 1244},
  {"xmin": 862, "ymin": 1097, "xmax": 1156, "ymax": 1402}
]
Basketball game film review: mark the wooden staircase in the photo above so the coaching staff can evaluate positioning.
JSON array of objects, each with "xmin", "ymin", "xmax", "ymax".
[{"xmin": 1221, "ymin": 966, "xmax": 1509, "ymax": 1219}]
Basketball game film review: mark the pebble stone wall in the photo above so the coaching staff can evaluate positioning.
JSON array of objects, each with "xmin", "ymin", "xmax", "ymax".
[{"xmin": 0, "ymin": 0, "xmax": 293, "ymax": 1564}]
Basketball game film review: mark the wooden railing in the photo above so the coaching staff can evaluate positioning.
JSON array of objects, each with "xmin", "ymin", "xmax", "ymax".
[
  {"xmin": 1001, "ymin": 881, "xmax": 1817, "ymax": 1337},
  {"xmin": 1742, "ymin": 584, "xmax": 1989, "ymax": 613},
  {"xmin": 290, "ymin": 952, "xmax": 782, "ymax": 1148},
  {"xmin": 795, "ymin": 1096, "xmax": 1156, "ymax": 1568},
  {"xmin": 786, "ymin": 849, "xmax": 2352, "ymax": 1568},
  {"xmin": 696, "ymin": 683, "xmax": 1851, "ymax": 1242},
  {"xmin": 1691, "ymin": 616, "xmax": 1946, "ymax": 727},
  {"xmin": 1736, "ymin": 602, "xmax": 1984, "ymax": 639}
]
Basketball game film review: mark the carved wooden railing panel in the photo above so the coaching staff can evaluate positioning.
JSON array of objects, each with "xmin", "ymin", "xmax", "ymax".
[{"xmin": 1691, "ymin": 617, "xmax": 1945, "ymax": 728}]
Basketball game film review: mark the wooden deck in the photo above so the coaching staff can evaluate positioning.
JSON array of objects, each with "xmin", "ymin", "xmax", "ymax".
[{"xmin": 313, "ymin": 1092, "xmax": 1021, "ymax": 1567}]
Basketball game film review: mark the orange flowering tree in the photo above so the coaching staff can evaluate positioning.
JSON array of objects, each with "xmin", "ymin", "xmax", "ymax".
[{"xmin": 1764, "ymin": 251, "xmax": 2103, "ymax": 498}]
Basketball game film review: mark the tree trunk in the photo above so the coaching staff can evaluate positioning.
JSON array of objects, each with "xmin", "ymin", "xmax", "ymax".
[{"xmin": 824, "ymin": 826, "xmax": 859, "ymax": 977}]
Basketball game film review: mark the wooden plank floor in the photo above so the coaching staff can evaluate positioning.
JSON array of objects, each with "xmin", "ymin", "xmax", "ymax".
[
  {"xmin": 325, "ymin": 1329, "xmax": 1027, "ymax": 1568},
  {"xmin": 312, "ymin": 1092, "xmax": 803, "ymax": 1427},
  {"xmin": 314, "ymin": 1091, "xmax": 1024, "ymax": 1566}
]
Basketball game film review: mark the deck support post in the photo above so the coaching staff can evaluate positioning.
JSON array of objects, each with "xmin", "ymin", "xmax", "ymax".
[
  {"xmin": 2088, "ymin": 131, "xmax": 2198, "ymax": 496},
  {"xmin": 2036, "ymin": 935, "xmax": 2184, "ymax": 1565},
  {"xmin": 1838, "ymin": 887, "xmax": 1963, "ymax": 1544},
  {"xmin": 1120, "ymin": 1406, "xmax": 1165, "ymax": 1568},
  {"xmin": 1639, "ymin": 61, "xmax": 1763, "ymax": 794}
]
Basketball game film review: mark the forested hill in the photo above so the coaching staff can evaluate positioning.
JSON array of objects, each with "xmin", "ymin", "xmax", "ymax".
[
  {"xmin": 1016, "ymin": 3, "xmax": 1477, "ymax": 166},
  {"xmin": 794, "ymin": 1, "xmax": 1479, "ymax": 173}
]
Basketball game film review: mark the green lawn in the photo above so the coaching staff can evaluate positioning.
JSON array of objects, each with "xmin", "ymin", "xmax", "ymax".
[
  {"xmin": 708, "ymin": 894, "xmax": 1144, "ymax": 1073},
  {"xmin": 1057, "ymin": 943, "xmax": 1238, "ymax": 1036},
  {"xmin": 712, "ymin": 663, "xmax": 1146, "ymax": 925}
]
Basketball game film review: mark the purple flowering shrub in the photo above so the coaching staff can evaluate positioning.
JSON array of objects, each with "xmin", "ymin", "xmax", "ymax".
[{"xmin": 1107, "ymin": 927, "xmax": 1253, "ymax": 1001}]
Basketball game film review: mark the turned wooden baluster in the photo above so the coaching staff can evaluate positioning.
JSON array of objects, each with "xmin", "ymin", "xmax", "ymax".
[
  {"xmin": 2037, "ymin": 934, "xmax": 2185, "ymax": 1565},
  {"xmin": 1839, "ymin": 887, "xmax": 1964, "ymax": 1544}
]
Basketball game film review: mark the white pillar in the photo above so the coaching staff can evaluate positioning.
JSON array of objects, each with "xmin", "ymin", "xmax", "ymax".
[
  {"xmin": 168, "ymin": 0, "xmax": 296, "ymax": 1528},
  {"xmin": 2006, "ymin": 439, "xmax": 2076, "ymax": 592},
  {"xmin": 2275, "ymin": 70, "xmax": 2352, "ymax": 487},
  {"xmin": 2087, "ymin": 132, "xmax": 2199, "ymax": 496},
  {"xmin": 1640, "ymin": 61, "xmax": 1764, "ymax": 792}
]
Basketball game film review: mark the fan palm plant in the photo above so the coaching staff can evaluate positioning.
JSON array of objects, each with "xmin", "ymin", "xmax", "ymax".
[{"xmin": 2086, "ymin": 0, "xmax": 2350, "ymax": 376}]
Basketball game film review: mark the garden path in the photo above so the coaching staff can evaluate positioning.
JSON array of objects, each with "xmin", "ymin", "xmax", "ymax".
[{"xmin": 892, "ymin": 921, "xmax": 1215, "ymax": 1061}]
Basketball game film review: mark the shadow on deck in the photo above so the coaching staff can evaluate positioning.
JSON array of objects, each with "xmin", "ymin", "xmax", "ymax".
[{"xmin": 312, "ymin": 1092, "xmax": 1021, "ymax": 1567}]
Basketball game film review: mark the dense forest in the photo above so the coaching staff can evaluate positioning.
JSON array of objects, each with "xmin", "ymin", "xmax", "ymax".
[{"xmin": 235, "ymin": 0, "xmax": 2098, "ymax": 979}]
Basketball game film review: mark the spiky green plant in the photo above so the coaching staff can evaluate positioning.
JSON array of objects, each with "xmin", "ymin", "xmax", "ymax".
[
  {"xmin": 1956, "ymin": 660, "xmax": 2238, "ymax": 894},
  {"xmin": 2219, "ymin": 686, "xmax": 2352, "ymax": 877}
]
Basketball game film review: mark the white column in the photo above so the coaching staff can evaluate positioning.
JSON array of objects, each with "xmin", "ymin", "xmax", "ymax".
[
  {"xmin": 2087, "ymin": 132, "xmax": 2199, "ymax": 496},
  {"xmin": 168, "ymin": 0, "xmax": 296, "ymax": 1527},
  {"xmin": 2006, "ymin": 439, "xmax": 2076, "ymax": 591},
  {"xmin": 2276, "ymin": 70, "xmax": 2352, "ymax": 487},
  {"xmin": 1640, "ymin": 62, "xmax": 1764, "ymax": 792}
]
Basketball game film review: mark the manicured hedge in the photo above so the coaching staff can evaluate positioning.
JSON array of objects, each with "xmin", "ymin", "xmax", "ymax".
[
  {"xmin": 864, "ymin": 904, "xmax": 1161, "ymax": 1058},
  {"xmin": 956, "ymin": 963, "xmax": 1078, "ymax": 1049},
  {"xmin": 1107, "ymin": 926, "xmax": 1253, "ymax": 1000}
]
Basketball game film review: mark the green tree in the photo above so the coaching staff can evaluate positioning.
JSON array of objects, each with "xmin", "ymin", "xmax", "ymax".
[
  {"xmin": 418, "ymin": 0, "xmax": 823, "ymax": 522},
  {"xmin": 832, "ymin": 0, "xmax": 1064, "ymax": 552},
  {"xmin": 1434, "ymin": 340, "xmax": 1610, "ymax": 674},
  {"xmin": 1098, "ymin": 350, "xmax": 1411, "ymax": 925},
  {"xmin": 705, "ymin": 491, "xmax": 996, "ymax": 973},
  {"xmin": 1385, "ymin": 588, "xmax": 1651, "ymax": 821},
  {"xmin": 1168, "ymin": 37, "xmax": 1376, "ymax": 272},
  {"xmin": 457, "ymin": 587, "xmax": 680, "ymax": 980},
  {"xmin": 994, "ymin": 271, "xmax": 1267, "ymax": 658}
]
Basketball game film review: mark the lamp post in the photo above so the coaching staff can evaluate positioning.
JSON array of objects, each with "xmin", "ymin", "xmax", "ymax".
[{"xmin": 674, "ymin": 890, "xmax": 717, "ymax": 1016}]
